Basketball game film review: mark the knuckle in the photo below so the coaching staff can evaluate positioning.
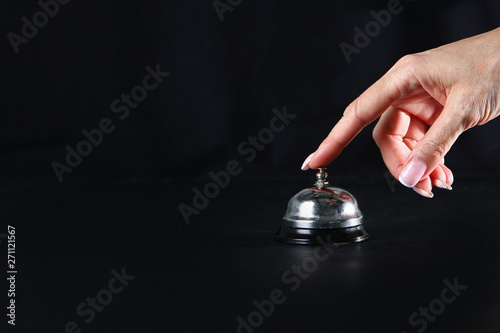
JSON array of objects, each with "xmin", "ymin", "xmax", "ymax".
[
  {"xmin": 461, "ymin": 110, "xmax": 480, "ymax": 129},
  {"xmin": 458, "ymin": 90, "xmax": 498, "ymax": 129},
  {"xmin": 394, "ymin": 54, "xmax": 416, "ymax": 67},
  {"xmin": 344, "ymin": 98, "xmax": 359, "ymax": 117},
  {"xmin": 395, "ymin": 54, "xmax": 421, "ymax": 68},
  {"xmin": 421, "ymin": 139, "xmax": 447, "ymax": 160},
  {"xmin": 392, "ymin": 54, "xmax": 427, "ymax": 81},
  {"xmin": 345, "ymin": 98, "xmax": 369, "ymax": 125},
  {"xmin": 448, "ymin": 93, "xmax": 481, "ymax": 131}
]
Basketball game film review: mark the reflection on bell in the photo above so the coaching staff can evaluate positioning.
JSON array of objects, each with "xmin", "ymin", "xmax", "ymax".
[{"xmin": 276, "ymin": 168, "xmax": 369, "ymax": 245}]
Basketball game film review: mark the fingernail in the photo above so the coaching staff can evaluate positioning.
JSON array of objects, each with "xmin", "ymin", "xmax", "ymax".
[
  {"xmin": 413, "ymin": 187, "xmax": 434, "ymax": 198},
  {"xmin": 399, "ymin": 156, "xmax": 427, "ymax": 188},
  {"xmin": 435, "ymin": 180, "xmax": 452, "ymax": 190},
  {"xmin": 301, "ymin": 153, "xmax": 315, "ymax": 171},
  {"xmin": 448, "ymin": 172, "xmax": 454, "ymax": 187}
]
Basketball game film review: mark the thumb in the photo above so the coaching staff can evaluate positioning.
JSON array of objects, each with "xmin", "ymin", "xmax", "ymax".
[{"xmin": 399, "ymin": 99, "xmax": 464, "ymax": 188}]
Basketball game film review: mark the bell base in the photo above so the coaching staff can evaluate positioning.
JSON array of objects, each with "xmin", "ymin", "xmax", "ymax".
[{"xmin": 275, "ymin": 225, "xmax": 369, "ymax": 245}]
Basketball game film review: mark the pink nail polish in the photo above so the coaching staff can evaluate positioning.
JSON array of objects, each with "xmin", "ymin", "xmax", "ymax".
[
  {"xmin": 301, "ymin": 153, "xmax": 315, "ymax": 171},
  {"xmin": 399, "ymin": 156, "xmax": 427, "ymax": 188}
]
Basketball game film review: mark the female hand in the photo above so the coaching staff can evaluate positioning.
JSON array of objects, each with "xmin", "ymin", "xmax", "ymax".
[{"xmin": 302, "ymin": 27, "xmax": 500, "ymax": 198}]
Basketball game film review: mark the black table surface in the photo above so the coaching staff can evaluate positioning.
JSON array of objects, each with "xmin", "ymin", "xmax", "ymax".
[{"xmin": 1, "ymin": 176, "xmax": 499, "ymax": 333}]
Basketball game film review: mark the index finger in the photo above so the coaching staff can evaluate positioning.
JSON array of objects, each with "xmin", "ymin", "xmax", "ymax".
[{"xmin": 308, "ymin": 67, "xmax": 416, "ymax": 169}]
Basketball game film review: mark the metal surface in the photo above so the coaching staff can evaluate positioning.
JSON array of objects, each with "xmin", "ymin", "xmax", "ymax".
[
  {"xmin": 275, "ymin": 225, "xmax": 369, "ymax": 245},
  {"xmin": 276, "ymin": 168, "xmax": 369, "ymax": 245}
]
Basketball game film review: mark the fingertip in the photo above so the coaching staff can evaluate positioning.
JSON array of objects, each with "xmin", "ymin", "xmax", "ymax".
[
  {"xmin": 413, "ymin": 187, "xmax": 434, "ymax": 198},
  {"xmin": 307, "ymin": 149, "xmax": 333, "ymax": 169},
  {"xmin": 300, "ymin": 152, "xmax": 315, "ymax": 171},
  {"xmin": 433, "ymin": 179, "xmax": 452, "ymax": 190},
  {"xmin": 413, "ymin": 177, "xmax": 433, "ymax": 197},
  {"xmin": 430, "ymin": 165, "xmax": 451, "ymax": 190},
  {"xmin": 441, "ymin": 164, "xmax": 454, "ymax": 187}
]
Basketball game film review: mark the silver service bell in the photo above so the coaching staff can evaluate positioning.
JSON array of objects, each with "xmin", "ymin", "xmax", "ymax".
[{"xmin": 276, "ymin": 168, "xmax": 369, "ymax": 245}]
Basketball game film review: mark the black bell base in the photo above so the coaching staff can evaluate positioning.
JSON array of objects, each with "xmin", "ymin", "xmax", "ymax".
[{"xmin": 275, "ymin": 225, "xmax": 369, "ymax": 245}]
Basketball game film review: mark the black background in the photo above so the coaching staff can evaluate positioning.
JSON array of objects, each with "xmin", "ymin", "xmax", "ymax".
[{"xmin": 1, "ymin": 0, "xmax": 500, "ymax": 184}]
